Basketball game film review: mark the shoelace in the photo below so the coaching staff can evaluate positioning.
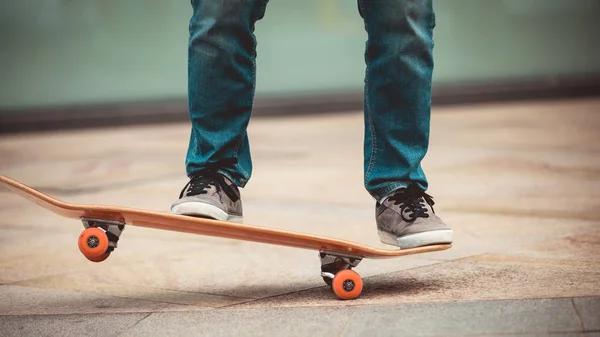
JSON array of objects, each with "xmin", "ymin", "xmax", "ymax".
[
  {"xmin": 387, "ymin": 184, "xmax": 435, "ymax": 222},
  {"xmin": 179, "ymin": 158, "xmax": 240, "ymax": 202}
]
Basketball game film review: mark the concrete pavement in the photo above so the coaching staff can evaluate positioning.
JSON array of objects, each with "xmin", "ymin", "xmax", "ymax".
[{"xmin": 1, "ymin": 98, "xmax": 599, "ymax": 336}]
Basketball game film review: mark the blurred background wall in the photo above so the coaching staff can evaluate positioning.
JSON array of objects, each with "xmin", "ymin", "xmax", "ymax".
[{"xmin": 1, "ymin": 0, "xmax": 599, "ymax": 131}]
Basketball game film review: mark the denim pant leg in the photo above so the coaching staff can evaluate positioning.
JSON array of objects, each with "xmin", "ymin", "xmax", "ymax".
[
  {"xmin": 358, "ymin": 0, "xmax": 436, "ymax": 200},
  {"xmin": 185, "ymin": 0, "xmax": 269, "ymax": 187}
]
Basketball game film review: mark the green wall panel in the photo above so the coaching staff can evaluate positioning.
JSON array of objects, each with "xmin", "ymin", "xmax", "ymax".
[{"xmin": 0, "ymin": 0, "xmax": 598, "ymax": 109}]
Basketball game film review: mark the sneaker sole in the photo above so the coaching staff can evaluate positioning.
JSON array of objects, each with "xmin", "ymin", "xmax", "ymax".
[
  {"xmin": 171, "ymin": 202, "xmax": 243, "ymax": 223},
  {"xmin": 378, "ymin": 229, "xmax": 453, "ymax": 249}
]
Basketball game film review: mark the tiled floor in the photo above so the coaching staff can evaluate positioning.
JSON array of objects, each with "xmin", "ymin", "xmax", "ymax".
[{"xmin": 1, "ymin": 98, "xmax": 599, "ymax": 335}]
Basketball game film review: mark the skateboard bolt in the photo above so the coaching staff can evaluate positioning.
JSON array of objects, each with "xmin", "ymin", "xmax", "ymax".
[
  {"xmin": 342, "ymin": 280, "xmax": 355, "ymax": 292},
  {"xmin": 87, "ymin": 236, "xmax": 100, "ymax": 248}
]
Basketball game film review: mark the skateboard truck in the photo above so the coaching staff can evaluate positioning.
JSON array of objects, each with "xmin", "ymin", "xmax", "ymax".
[
  {"xmin": 320, "ymin": 251, "xmax": 364, "ymax": 299},
  {"xmin": 79, "ymin": 217, "xmax": 126, "ymax": 262}
]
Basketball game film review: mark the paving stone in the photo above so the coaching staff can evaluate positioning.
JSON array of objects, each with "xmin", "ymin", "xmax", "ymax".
[
  {"xmin": 343, "ymin": 298, "xmax": 582, "ymax": 336},
  {"xmin": 0, "ymin": 285, "xmax": 199, "ymax": 316},
  {"xmin": 573, "ymin": 296, "xmax": 600, "ymax": 331},
  {"xmin": 120, "ymin": 307, "xmax": 356, "ymax": 337},
  {"xmin": 0, "ymin": 313, "xmax": 148, "ymax": 337}
]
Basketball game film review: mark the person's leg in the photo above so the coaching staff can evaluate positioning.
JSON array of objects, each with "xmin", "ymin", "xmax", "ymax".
[
  {"xmin": 359, "ymin": 0, "xmax": 434, "ymax": 198},
  {"xmin": 172, "ymin": 0, "xmax": 269, "ymax": 222},
  {"xmin": 186, "ymin": 0, "xmax": 268, "ymax": 187},
  {"xmin": 358, "ymin": 0, "xmax": 452, "ymax": 248}
]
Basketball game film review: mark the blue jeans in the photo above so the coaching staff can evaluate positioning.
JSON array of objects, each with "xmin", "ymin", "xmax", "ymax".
[{"xmin": 185, "ymin": 0, "xmax": 435, "ymax": 200}]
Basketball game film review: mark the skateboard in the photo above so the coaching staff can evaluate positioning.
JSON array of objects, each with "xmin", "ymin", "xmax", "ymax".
[{"xmin": 0, "ymin": 175, "xmax": 451, "ymax": 300}]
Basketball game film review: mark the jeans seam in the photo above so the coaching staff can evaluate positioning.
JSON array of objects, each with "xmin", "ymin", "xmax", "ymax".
[
  {"xmin": 357, "ymin": 0, "xmax": 365, "ymax": 17},
  {"xmin": 365, "ymin": 100, "xmax": 377, "ymax": 186},
  {"xmin": 361, "ymin": 0, "xmax": 376, "ymax": 188},
  {"xmin": 364, "ymin": 40, "xmax": 377, "ymax": 188},
  {"xmin": 235, "ymin": 0, "xmax": 266, "ymax": 185},
  {"xmin": 232, "ymin": 135, "xmax": 249, "ymax": 183}
]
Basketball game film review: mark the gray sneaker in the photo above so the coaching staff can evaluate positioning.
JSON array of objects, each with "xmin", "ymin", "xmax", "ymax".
[
  {"xmin": 170, "ymin": 171, "xmax": 243, "ymax": 223},
  {"xmin": 376, "ymin": 185, "xmax": 453, "ymax": 249}
]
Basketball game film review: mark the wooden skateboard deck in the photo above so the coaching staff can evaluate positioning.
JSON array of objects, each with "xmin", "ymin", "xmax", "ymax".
[{"xmin": 1, "ymin": 175, "xmax": 451, "ymax": 299}]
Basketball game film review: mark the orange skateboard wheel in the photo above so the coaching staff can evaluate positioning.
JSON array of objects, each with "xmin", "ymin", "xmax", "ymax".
[
  {"xmin": 85, "ymin": 252, "xmax": 111, "ymax": 263},
  {"xmin": 78, "ymin": 228, "xmax": 109, "ymax": 259},
  {"xmin": 332, "ymin": 269, "xmax": 363, "ymax": 300}
]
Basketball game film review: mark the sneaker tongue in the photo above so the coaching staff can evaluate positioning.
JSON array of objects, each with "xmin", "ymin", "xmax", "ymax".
[
  {"xmin": 190, "ymin": 173, "xmax": 239, "ymax": 202},
  {"xmin": 201, "ymin": 181, "xmax": 218, "ymax": 193},
  {"xmin": 187, "ymin": 176, "xmax": 217, "ymax": 195},
  {"xmin": 385, "ymin": 187, "xmax": 434, "ymax": 220},
  {"xmin": 391, "ymin": 186, "xmax": 434, "ymax": 207}
]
